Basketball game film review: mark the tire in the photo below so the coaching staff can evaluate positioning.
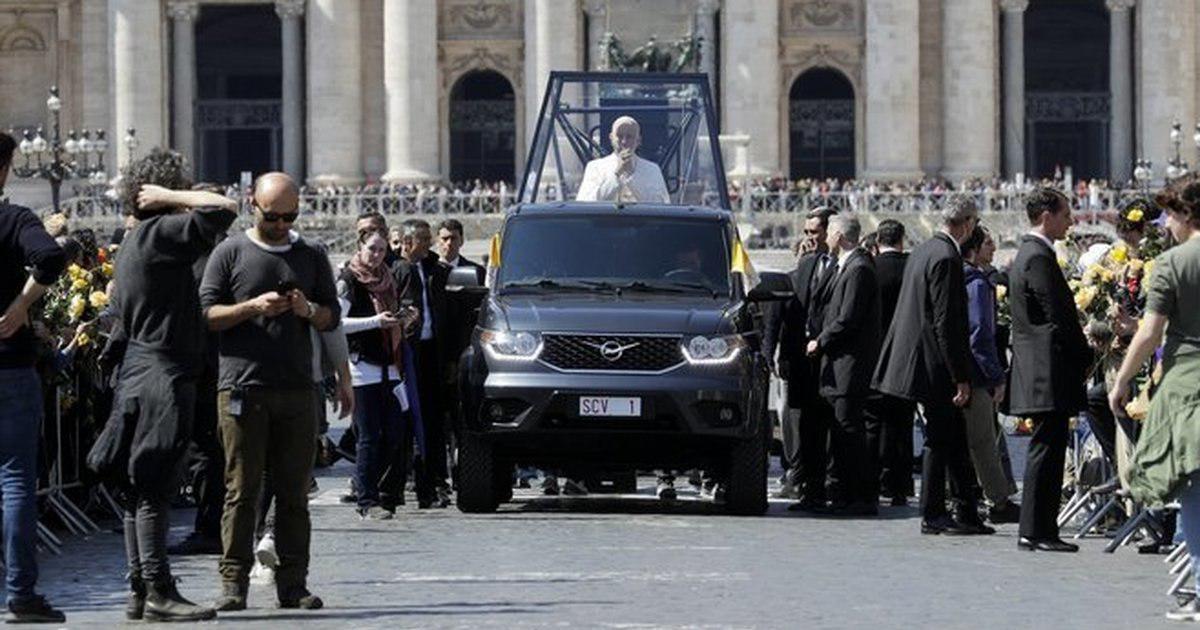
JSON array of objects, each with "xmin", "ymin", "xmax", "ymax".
[
  {"xmin": 493, "ymin": 461, "xmax": 514, "ymax": 504},
  {"xmin": 456, "ymin": 434, "xmax": 499, "ymax": 513},
  {"xmin": 725, "ymin": 419, "xmax": 768, "ymax": 516}
]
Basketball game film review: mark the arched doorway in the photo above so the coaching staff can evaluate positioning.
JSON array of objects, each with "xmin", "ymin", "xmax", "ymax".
[
  {"xmin": 194, "ymin": 5, "xmax": 282, "ymax": 183},
  {"xmin": 788, "ymin": 68, "xmax": 856, "ymax": 180},
  {"xmin": 449, "ymin": 70, "xmax": 516, "ymax": 184},
  {"xmin": 1025, "ymin": 0, "xmax": 1109, "ymax": 179}
]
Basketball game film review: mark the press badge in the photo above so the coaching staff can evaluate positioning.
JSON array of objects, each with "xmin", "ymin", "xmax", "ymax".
[{"xmin": 228, "ymin": 390, "xmax": 244, "ymax": 417}]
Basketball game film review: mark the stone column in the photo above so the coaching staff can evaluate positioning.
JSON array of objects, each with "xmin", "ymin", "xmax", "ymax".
[
  {"xmin": 306, "ymin": 0, "xmax": 362, "ymax": 186},
  {"xmin": 941, "ymin": 0, "xmax": 997, "ymax": 180},
  {"xmin": 1108, "ymin": 0, "xmax": 1134, "ymax": 183},
  {"xmin": 167, "ymin": 1, "xmax": 198, "ymax": 166},
  {"xmin": 276, "ymin": 0, "xmax": 305, "ymax": 181},
  {"xmin": 695, "ymin": 0, "xmax": 720, "ymax": 100},
  {"xmin": 1138, "ymin": 0, "xmax": 1197, "ymax": 182},
  {"xmin": 1001, "ymin": 0, "xmax": 1027, "ymax": 178},
  {"xmin": 720, "ymin": 0, "xmax": 779, "ymax": 175},
  {"xmin": 863, "ymin": 0, "xmax": 921, "ymax": 179},
  {"xmin": 524, "ymin": 0, "xmax": 582, "ymax": 143},
  {"xmin": 382, "ymin": 0, "xmax": 439, "ymax": 183},
  {"xmin": 112, "ymin": 0, "xmax": 165, "ymax": 166}
]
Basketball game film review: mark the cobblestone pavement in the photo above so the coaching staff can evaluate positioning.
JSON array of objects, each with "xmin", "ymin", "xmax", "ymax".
[{"xmin": 31, "ymin": 428, "xmax": 1183, "ymax": 629}]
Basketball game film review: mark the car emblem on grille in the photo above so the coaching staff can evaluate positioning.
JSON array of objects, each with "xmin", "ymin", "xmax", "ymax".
[{"xmin": 583, "ymin": 340, "xmax": 641, "ymax": 362}]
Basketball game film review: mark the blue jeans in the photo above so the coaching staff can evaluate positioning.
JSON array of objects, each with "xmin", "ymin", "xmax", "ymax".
[
  {"xmin": 1177, "ymin": 473, "xmax": 1200, "ymax": 592},
  {"xmin": 0, "ymin": 368, "xmax": 43, "ymax": 604},
  {"xmin": 353, "ymin": 382, "xmax": 403, "ymax": 509}
]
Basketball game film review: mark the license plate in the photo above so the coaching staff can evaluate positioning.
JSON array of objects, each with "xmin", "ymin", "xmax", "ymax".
[{"xmin": 579, "ymin": 396, "xmax": 642, "ymax": 417}]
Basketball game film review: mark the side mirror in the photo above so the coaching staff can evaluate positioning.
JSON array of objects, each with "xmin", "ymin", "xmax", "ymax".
[
  {"xmin": 447, "ymin": 265, "xmax": 487, "ymax": 294},
  {"xmin": 746, "ymin": 271, "xmax": 794, "ymax": 302}
]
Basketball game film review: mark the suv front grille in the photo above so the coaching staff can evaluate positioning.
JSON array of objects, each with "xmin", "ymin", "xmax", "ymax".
[{"xmin": 539, "ymin": 334, "xmax": 684, "ymax": 372}]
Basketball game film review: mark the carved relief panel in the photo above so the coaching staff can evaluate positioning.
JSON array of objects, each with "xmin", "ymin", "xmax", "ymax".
[
  {"xmin": 0, "ymin": 9, "xmax": 57, "ymax": 130},
  {"xmin": 440, "ymin": 0, "xmax": 523, "ymax": 40},
  {"xmin": 783, "ymin": 0, "xmax": 861, "ymax": 35}
]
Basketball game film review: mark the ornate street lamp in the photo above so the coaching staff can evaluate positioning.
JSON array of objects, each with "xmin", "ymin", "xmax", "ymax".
[
  {"xmin": 123, "ymin": 127, "xmax": 139, "ymax": 165},
  {"xmin": 8, "ymin": 86, "xmax": 110, "ymax": 212},
  {"xmin": 1166, "ymin": 119, "xmax": 1187, "ymax": 181},
  {"xmin": 1134, "ymin": 158, "xmax": 1153, "ymax": 194}
]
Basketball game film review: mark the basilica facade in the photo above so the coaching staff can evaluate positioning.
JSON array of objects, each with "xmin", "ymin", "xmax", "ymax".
[{"xmin": 0, "ymin": 0, "xmax": 1196, "ymax": 205}]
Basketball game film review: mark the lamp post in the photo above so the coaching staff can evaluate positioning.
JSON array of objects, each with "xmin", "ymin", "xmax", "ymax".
[
  {"xmin": 1167, "ymin": 119, "xmax": 1190, "ymax": 181},
  {"xmin": 123, "ymin": 128, "xmax": 139, "ymax": 165},
  {"xmin": 9, "ymin": 86, "xmax": 110, "ymax": 212},
  {"xmin": 1133, "ymin": 158, "xmax": 1152, "ymax": 195}
]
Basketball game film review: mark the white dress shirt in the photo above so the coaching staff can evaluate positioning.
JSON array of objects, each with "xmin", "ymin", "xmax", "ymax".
[{"xmin": 576, "ymin": 153, "xmax": 670, "ymax": 203}]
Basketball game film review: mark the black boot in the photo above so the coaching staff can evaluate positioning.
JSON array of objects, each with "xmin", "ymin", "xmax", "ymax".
[
  {"xmin": 143, "ymin": 579, "xmax": 217, "ymax": 622},
  {"xmin": 277, "ymin": 584, "xmax": 324, "ymax": 610},
  {"xmin": 126, "ymin": 575, "xmax": 146, "ymax": 621},
  {"xmin": 213, "ymin": 581, "xmax": 248, "ymax": 612}
]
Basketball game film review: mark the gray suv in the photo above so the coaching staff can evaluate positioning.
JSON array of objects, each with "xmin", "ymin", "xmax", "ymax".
[{"xmin": 449, "ymin": 72, "xmax": 790, "ymax": 515}]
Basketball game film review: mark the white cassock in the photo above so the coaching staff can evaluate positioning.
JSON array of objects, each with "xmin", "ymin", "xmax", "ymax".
[{"xmin": 576, "ymin": 153, "xmax": 670, "ymax": 203}]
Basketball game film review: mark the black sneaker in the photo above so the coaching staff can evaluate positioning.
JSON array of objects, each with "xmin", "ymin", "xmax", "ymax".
[
  {"xmin": 168, "ymin": 531, "xmax": 222, "ymax": 555},
  {"xmin": 6, "ymin": 595, "xmax": 66, "ymax": 624},
  {"xmin": 278, "ymin": 586, "xmax": 324, "ymax": 610}
]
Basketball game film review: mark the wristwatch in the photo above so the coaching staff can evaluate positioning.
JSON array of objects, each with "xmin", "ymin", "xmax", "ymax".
[{"xmin": 303, "ymin": 300, "xmax": 316, "ymax": 319}]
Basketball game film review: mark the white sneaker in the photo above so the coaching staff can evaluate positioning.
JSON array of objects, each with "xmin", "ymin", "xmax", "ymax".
[
  {"xmin": 1166, "ymin": 599, "xmax": 1200, "ymax": 622},
  {"xmin": 255, "ymin": 534, "xmax": 278, "ymax": 569},
  {"xmin": 250, "ymin": 560, "xmax": 276, "ymax": 586},
  {"xmin": 360, "ymin": 505, "xmax": 394, "ymax": 521}
]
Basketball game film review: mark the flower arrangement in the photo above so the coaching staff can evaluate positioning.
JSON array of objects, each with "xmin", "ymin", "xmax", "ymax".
[{"xmin": 38, "ymin": 255, "xmax": 115, "ymax": 348}]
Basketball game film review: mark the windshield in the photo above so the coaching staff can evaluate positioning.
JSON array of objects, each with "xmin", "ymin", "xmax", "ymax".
[
  {"xmin": 497, "ymin": 215, "xmax": 731, "ymax": 296},
  {"xmin": 519, "ymin": 72, "xmax": 729, "ymax": 209}
]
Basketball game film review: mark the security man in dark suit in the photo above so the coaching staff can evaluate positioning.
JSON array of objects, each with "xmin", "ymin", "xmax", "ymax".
[
  {"xmin": 1008, "ymin": 188, "xmax": 1093, "ymax": 552},
  {"xmin": 762, "ymin": 207, "xmax": 837, "ymax": 507},
  {"xmin": 874, "ymin": 196, "xmax": 993, "ymax": 535},
  {"xmin": 807, "ymin": 213, "xmax": 880, "ymax": 516},
  {"xmin": 863, "ymin": 219, "xmax": 915, "ymax": 505}
]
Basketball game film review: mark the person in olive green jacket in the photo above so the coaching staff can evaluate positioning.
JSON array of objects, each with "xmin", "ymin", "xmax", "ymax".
[{"xmin": 1110, "ymin": 181, "xmax": 1200, "ymax": 623}]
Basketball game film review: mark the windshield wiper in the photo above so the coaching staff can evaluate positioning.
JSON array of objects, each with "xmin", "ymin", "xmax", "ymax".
[
  {"xmin": 501, "ymin": 278, "xmax": 615, "ymax": 293},
  {"xmin": 620, "ymin": 280, "xmax": 720, "ymax": 298}
]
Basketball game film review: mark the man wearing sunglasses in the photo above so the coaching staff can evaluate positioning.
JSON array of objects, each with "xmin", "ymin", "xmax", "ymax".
[{"xmin": 199, "ymin": 172, "xmax": 339, "ymax": 612}]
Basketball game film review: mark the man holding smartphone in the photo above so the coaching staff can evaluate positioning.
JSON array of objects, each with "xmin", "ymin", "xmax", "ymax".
[{"xmin": 200, "ymin": 172, "xmax": 340, "ymax": 612}]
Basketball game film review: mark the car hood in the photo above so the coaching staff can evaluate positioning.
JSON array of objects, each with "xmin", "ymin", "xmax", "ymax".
[{"xmin": 485, "ymin": 293, "xmax": 736, "ymax": 335}]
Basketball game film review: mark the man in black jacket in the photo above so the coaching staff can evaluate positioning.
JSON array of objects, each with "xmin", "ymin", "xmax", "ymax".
[
  {"xmin": 863, "ymin": 219, "xmax": 915, "ymax": 505},
  {"xmin": 874, "ymin": 196, "xmax": 992, "ymax": 535},
  {"xmin": 395, "ymin": 219, "xmax": 453, "ymax": 508},
  {"xmin": 808, "ymin": 214, "xmax": 880, "ymax": 515},
  {"xmin": 1008, "ymin": 188, "xmax": 1093, "ymax": 552},
  {"xmin": 0, "ymin": 132, "xmax": 67, "ymax": 624},
  {"xmin": 763, "ymin": 207, "xmax": 837, "ymax": 507}
]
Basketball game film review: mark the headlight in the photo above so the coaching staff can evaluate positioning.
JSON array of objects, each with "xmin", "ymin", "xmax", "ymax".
[
  {"xmin": 682, "ymin": 334, "xmax": 745, "ymax": 364},
  {"xmin": 480, "ymin": 330, "xmax": 542, "ymax": 361}
]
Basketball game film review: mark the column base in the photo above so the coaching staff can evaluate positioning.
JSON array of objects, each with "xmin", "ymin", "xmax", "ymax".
[
  {"xmin": 307, "ymin": 174, "xmax": 366, "ymax": 189},
  {"xmin": 381, "ymin": 169, "xmax": 441, "ymax": 184},
  {"xmin": 940, "ymin": 168, "xmax": 998, "ymax": 183},
  {"xmin": 861, "ymin": 170, "xmax": 925, "ymax": 182}
]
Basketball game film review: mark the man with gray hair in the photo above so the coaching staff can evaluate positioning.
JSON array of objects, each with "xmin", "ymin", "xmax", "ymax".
[
  {"xmin": 805, "ymin": 213, "xmax": 881, "ymax": 515},
  {"xmin": 874, "ymin": 195, "xmax": 992, "ymax": 535}
]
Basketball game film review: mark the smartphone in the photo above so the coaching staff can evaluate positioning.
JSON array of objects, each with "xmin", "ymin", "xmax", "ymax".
[{"xmin": 277, "ymin": 280, "xmax": 298, "ymax": 294}]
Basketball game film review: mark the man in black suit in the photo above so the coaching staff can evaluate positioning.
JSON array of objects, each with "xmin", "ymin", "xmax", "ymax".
[
  {"xmin": 396, "ymin": 219, "xmax": 452, "ymax": 508},
  {"xmin": 863, "ymin": 219, "xmax": 915, "ymax": 505},
  {"xmin": 874, "ymin": 196, "xmax": 992, "ymax": 535},
  {"xmin": 807, "ymin": 213, "xmax": 880, "ymax": 515},
  {"xmin": 763, "ymin": 207, "xmax": 837, "ymax": 507},
  {"xmin": 1008, "ymin": 188, "xmax": 1093, "ymax": 552}
]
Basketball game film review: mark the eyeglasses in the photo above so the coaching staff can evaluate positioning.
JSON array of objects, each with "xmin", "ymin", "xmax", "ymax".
[{"xmin": 261, "ymin": 211, "xmax": 299, "ymax": 223}]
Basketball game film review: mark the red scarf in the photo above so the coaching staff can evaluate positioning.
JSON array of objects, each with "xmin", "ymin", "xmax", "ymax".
[{"xmin": 348, "ymin": 251, "xmax": 404, "ymax": 369}]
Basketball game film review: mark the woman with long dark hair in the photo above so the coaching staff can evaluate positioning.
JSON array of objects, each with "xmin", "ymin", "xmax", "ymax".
[{"xmin": 337, "ymin": 231, "xmax": 416, "ymax": 519}]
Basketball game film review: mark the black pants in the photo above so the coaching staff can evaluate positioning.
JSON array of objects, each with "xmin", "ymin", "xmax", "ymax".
[
  {"xmin": 864, "ymin": 394, "xmax": 915, "ymax": 500},
  {"xmin": 919, "ymin": 401, "xmax": 980, "ymax": 521},
  {"xmin": 188, "ymin": 370, "xmax": 223, "ymax": 537},
  {"xmin": 1019, "ymin": 413, "xmax": 1069, "ymax": 540},
  {"xmin": 826, "ymin": 395, "xmax": 870, "ymax": 504},
  {"xmin": 379, "ymin": 412, "xmax": 431, "ymax": 508},
  {"xmin": 416, "ymin": 340, "xmax": 447, "ymax": 485},
  {"xmin": 797, "ymin": 395, "xmax": 833, "ymax": 503},
  {"xmin": 124, "ymin": 491, "xmax": 172, "ymax": 584}
]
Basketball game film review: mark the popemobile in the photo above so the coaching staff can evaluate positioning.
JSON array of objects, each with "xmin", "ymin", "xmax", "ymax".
[{"xmin": 449, "ymin": 71, "xmax": 794, "ymax": 515}]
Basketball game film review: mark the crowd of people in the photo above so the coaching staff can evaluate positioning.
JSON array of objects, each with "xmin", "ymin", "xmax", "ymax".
[
  {"xmin": 0, "ymin": 134, "xmax": 494, "ymax": 622},
  {"xmin": 6, "ymin": 121, "xmax": 1200, "ymax": 623}
]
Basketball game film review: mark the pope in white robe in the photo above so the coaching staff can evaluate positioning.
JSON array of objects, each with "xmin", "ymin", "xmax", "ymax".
[{"xmin": 576, "ymin": 116, "xmax": 670, "ymax": 203}]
